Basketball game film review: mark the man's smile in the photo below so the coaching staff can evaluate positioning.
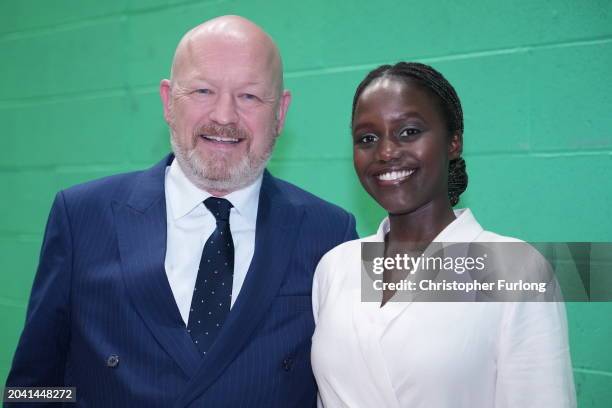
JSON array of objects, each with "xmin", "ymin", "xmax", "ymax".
[{"xmin": 200, "ymin": 134, "xmax": 242, "ymax": 144}]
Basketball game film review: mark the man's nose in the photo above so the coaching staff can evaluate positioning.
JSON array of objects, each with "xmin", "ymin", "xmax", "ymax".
[
  {"xmin": 209, "ymin": 93, "xmax": 238, "ymax": 125},
  {"xmin": 375, "ymin": 136, "xmax": 401, "ymax": 162}
]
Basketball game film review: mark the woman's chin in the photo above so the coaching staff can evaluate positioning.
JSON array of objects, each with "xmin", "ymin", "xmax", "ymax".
[{"xmin": 378, "ymin": 200, "xmax": 420, "ymax": 217}]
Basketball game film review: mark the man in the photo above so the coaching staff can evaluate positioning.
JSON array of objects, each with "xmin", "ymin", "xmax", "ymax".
[{"xmin": 6, "ymin": 15, "xmax": 357, "ymax": 407}]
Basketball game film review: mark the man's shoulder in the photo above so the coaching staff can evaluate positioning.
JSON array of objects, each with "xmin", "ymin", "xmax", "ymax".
[
  {"xmin": 61, "ymin": 156, "xmax": 169, "ymax": 206},
  {"xmin": 61, "ymin": 168, "xmax": 147, "ymax": 205},
  {"xmin": 64, "ymin": 169, "xmax": 140, "ymax": 195},
  {"xmin": 267, "ymin": 174, "xmax": 358, "ymax": 249}
]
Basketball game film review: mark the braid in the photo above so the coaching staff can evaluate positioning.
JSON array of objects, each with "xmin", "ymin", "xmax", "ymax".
[{"xmin": 351, "ymin": 62, "xmax": 468, "ymax": 206}]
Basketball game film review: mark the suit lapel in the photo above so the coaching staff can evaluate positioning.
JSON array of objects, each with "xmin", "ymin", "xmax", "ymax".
[
  {"xmin": 176, "ymin": 171, "xmax": 304, "ymax": 407},
  {"xmin": 114, "ymin": 155, "xmax": 201, "ymax": 379}
]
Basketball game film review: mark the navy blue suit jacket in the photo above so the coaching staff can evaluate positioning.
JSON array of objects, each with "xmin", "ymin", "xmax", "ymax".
[{"xmin": 6, "ymin": 155, "xmax": 357, "ymax": 407}]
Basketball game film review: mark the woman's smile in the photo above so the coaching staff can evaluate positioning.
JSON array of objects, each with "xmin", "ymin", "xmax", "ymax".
[{"xmin": 374, "ymin": 167, "xmax": 416, "ymax": 184}]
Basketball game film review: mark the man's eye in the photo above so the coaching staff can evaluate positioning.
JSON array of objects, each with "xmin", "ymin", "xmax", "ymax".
[
  {"xmin": 195, "ymin": 89, "xmax": 212, "ymax": 95},
  {"xmin": 240, "ymin": 93, "xmax": 259, "ymax": 101}
]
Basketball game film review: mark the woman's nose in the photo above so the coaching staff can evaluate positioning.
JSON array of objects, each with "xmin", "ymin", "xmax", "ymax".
[{"xmin": 375, "ymin": 136, "xmax": 401, "ymax": 162}]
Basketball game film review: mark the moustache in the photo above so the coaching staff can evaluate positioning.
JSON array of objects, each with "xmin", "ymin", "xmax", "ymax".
[{"xmin": 195, "ymin": 124, "xmax": 249, "ymax": 140}]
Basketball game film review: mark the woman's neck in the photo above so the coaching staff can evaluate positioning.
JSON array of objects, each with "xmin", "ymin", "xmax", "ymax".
[{"xmin": 386, "ymin": 200, "xmax": 456, "ymax": 251}]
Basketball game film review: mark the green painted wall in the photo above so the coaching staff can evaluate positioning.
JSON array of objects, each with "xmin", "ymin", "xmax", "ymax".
[{"xmin": 1, "ymin": 0, "xmax": 610, "ymax": 405}]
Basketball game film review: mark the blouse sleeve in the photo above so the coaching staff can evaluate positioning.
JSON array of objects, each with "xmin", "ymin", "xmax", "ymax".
[{"xmin": 495, "ymin": 300, "xmax": 576, "ymax": 407}]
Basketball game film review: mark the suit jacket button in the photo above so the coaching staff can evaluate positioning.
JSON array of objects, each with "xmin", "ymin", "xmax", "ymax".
[
  {"xmin": 106, "ymin": 354, "xmax": 120, "ymax": 368},
  {"xmin": 282, "ymin": 358, "xmax": 293, "ymax": 371}
]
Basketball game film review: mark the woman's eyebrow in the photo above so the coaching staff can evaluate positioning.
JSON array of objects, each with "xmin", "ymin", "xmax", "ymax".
[
  {"xmin": 352, "ymin": 121, "xmax": 376, "ymax": 133},
  {"xmin": 353, "ymin": 112, "xmax": 426, "ymax": 131}
]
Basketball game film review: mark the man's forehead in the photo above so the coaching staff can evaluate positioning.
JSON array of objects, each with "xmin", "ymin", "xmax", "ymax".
[
  {"xmin": 169, "ymin": 17, "xmax": 283, "ymax": 93},
  {"xmin": 180, "ymin": 50, "xmax": 274, "ymax": 82},
  {"xmin": 186, "ymin": 37, "xmax": 269, "ymax": 64},
  {"xmin": 175, "ymin": 37, "xmax": 277, "ymax": 82}
]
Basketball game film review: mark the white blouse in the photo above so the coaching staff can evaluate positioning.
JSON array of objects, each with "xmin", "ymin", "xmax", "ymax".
[{"xmin": 312, "ymin": 209, "xmax": 576, "ymax": 408}]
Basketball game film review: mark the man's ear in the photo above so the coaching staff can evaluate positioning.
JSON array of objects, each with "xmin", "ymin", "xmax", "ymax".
[
  {"xmin": 274, "ymin": 90, "xmax": 292, "ymax": 136},
  {"xmin": 449, "ymin": 132, "xmax": 463, "ymax": 160},
  {"xmin": 159, "ymin": 79, "xmax": 172, "ymax": 124}
]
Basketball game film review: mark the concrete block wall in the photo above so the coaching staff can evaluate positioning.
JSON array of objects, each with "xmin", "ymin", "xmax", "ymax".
[{"xmin": 1, "ymin": 0, "xmax": 610, "ymax": 405}]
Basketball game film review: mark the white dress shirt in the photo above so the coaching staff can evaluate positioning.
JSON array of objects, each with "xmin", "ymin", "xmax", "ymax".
[
  {"xmin": 312, "ymin": 209, "xmax": 576, "ymax": 408},
  {"xmin": 164, "ymin": 159, "xmax": 261, "ymax": 325}
]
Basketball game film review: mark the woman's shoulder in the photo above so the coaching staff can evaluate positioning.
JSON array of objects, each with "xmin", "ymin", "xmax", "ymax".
[
  {"xmin": 476, "ymin": 229, "xmax": 524, "ymax": 243},
  {"xmin": 318, "ymin": 235, "xmax": 373, "ymax": 267},
  {"xmin": 314, "ymin": 233, "xmax": 380, "ymax": 286},
  {"xmin": 460, "ymin": 209, "xmax": 525, "ymax": 243}
]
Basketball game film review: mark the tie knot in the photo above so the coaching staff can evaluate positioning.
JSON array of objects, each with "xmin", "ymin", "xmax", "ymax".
[{"xmin": 204, "ymin": 197, "xmax": 233, "ymax": 222}]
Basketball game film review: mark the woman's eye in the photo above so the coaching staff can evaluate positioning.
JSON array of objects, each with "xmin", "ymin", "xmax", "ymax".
[
  {"xmin": 399, "ymin": 128, "xmax": 421, "ymax": 138},
  {"xmin": 356, "ymin": 134, "xmax": 378, "ymax": 145}
]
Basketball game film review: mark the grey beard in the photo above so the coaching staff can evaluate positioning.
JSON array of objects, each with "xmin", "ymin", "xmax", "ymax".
[{"xmin": 170, "ymin": 135, "xmax": 275, "ymax": 194}]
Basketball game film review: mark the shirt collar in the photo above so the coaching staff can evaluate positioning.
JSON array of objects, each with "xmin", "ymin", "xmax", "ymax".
[
  {"xmin": 374, "ymin": 208, "xmax": 483, "ymax": 242},
  {"xmin": 223, "ymin": 173, "xmax": 262, "ymax": 223},
  {"xmin": 166, "ymin": 158, "xmax": 262, "ymax": 224}
]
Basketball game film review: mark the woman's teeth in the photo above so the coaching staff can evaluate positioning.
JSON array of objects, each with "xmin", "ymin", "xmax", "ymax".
[{"xmin": 377, "ymin": 169, "xmax": 415, "ymax": 181}]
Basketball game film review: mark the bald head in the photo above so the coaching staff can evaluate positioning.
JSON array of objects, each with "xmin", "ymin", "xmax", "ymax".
[{"xmin": 170, "ymin": 15, "xmax": 284, "ymax": 96}]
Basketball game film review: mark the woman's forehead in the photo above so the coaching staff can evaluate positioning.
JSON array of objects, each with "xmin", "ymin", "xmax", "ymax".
[{"xmin": 357, "ymin": 77, "xmax": 440, "ymax": 112}]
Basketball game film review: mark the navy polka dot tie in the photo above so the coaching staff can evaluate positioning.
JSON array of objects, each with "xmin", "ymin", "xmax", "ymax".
[{"xmin": 187, "ymin": 197, "xmax": 234, "ymax": 356}]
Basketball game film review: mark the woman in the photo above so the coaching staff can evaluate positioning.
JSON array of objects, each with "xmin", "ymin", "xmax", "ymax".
[{"xmin": 311, "ymin": 62, "xmax": 575, "ymax": 407}]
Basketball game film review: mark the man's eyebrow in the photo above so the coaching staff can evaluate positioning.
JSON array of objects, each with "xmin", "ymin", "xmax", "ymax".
[
  {"xmin": 183, "ymin": 78, "xmax": 267, "ymax": 88},
  {"xmin": 187, "ymin": 77, "xmax": 211, "ymax": 84},
  {"xmin": 242, "ymin": 80, "xmax": 263, "ymax": 86}
]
